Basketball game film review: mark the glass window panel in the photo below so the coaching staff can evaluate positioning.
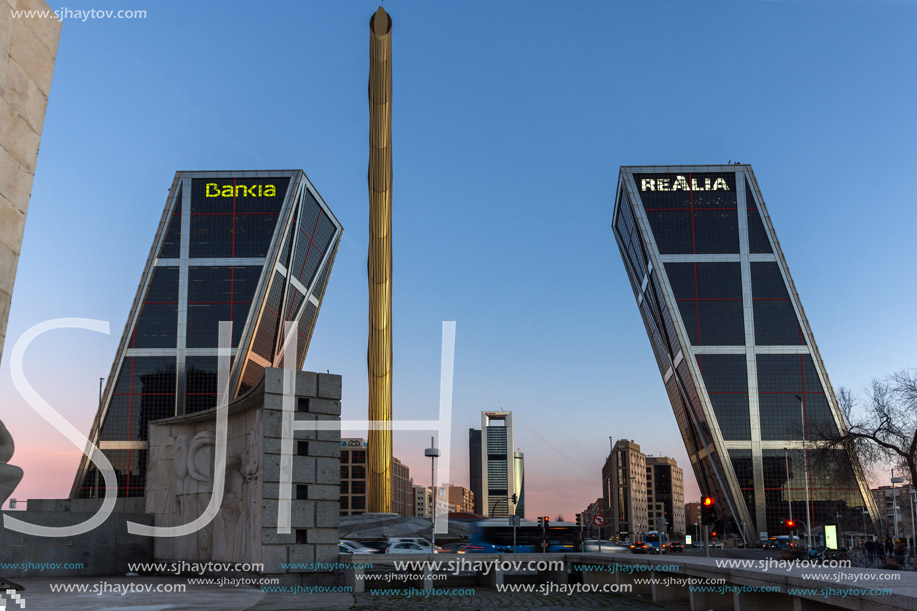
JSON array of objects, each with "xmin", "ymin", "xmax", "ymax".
[
  {"xmin": 746, "ymin": 183, "xmax": 773, "ymax": 254},
  {"xmin": 693, "ymin": 209, "xmax": 739, "ymax": 254},
  {"xmin": 186, "ymin": 302, "xmax": 231, "ymax": 348},
  {"xmin": 696, "ymin": 263, "xmax": 742, "ymax": 299},
  {"xmin": 233, "ymin": 213, "xmax": 281, "ymax": 258},
  {"xmin": 645, "ymin": 210, "xmax": 693, "ymax": 254},
  {"xmin": 710, "ymin": 394, "xmax": 751, "ymax": 440},
  {"xmin": 696, "ymin": 300, "xmax": 744, "ymax": 345},
  {"xmin": 132, "ymin": 304, "xmax": 177, "ymax": 348},
  {"xmin": 754, "ymin": 300, "xmax": 803, "ymax": 346},
  {"xmin": 751, "ymin": 263, "xmax": 789, "ymax": 299},
  {"xmin": 189, "ymin": 214, "xmax": 233, "ymax": 258},
  {"xmin": 158, "ymin": 189, "xmax": 182, "ymax": 259}
]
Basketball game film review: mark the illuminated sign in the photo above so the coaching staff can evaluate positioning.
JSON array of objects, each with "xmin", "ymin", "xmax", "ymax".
[
  {"xmin": 205, "ymin": 183, "xmax": 278, "ymax": 198},
  {"xmin": 640, "ymin": 176, "xmax": 730, "ymax": 192},
  {"xmin": 825, "ymin": 524, "xmax": 838, "ymax": 550}
]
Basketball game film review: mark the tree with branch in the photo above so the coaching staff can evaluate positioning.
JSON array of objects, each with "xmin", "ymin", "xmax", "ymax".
[{"xmin": 813, "ymin": 369, "xmax": 917, "ymax": 488}]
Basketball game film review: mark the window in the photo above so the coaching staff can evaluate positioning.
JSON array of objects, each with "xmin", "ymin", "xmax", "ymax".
[{"xmin": 666, "ymin": 263, "xmax": 744, "ymax": 346}]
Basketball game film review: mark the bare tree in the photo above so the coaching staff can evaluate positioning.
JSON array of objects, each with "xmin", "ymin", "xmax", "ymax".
[{"xmin": 813, "ymin": 370, "xmax": 917, "ymax": 488}]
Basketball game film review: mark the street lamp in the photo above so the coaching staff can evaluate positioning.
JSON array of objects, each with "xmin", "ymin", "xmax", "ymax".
[
  {"xmin": 891, "ymin": 471, "xmax": 904, "ymax": 541},
  {"xmin": 425, "ymin": 437, "xmax": 440, "ymax": 552},
  {"xmin": 910, "ymin": 490, "xmax": 917, "ymax": 553},
  {"xmin": 785, "ymin": 447, "xmax": 795, "ymax": 543},
  {"xmin": 795, "ymin": 394, "xmax": 814, "ymax": 549}
]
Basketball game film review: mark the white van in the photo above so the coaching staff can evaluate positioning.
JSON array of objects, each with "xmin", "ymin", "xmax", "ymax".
[{"xmin": 386, "ymin": 537, "xmax": 433, "ymax": 551}]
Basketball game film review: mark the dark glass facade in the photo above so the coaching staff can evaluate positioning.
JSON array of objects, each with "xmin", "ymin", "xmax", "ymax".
[
  {"xmin": 613, "ymin": 165, "xmax": 877, "ymax": 541},
  {"xmin": 73, "ymin": 171, "xmax": 342, "ymax": 499}
]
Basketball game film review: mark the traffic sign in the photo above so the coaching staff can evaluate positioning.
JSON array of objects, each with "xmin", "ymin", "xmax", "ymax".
[{"xmin": 593, "ymin": 514, "xmax": 605, "ymax": 527}]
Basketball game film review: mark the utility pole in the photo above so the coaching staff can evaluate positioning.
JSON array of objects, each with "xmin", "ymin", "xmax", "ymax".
[
  {"xmin": 425, "ymin": 437, "xmax": 440, "ymax": 551},
  {"xmin": 796, "ymin": 394, "xmax": 814, "ymax": 549},
  {"xmin": 785, "ymin": 448, "xmax": 794, "ymax": 544}
]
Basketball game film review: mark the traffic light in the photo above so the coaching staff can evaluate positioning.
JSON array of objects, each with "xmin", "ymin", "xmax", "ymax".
[
  {"xmin": 575, "ymin": 513, "xmax": 582, "ymax": 527},
  {"xmin": 544, "ymin": 516, "xmax": 550, "ymax": 529},
  {"xmin": 701, "ymin": 496, "xmax": 716, "ymax": 525},
  {"xmin": 538, "ymin": 516, "xmax": 545, "ymax": 528},
  {"xmin": 786, "ymin": 519, "xmax": 795, "ymax": 528}
]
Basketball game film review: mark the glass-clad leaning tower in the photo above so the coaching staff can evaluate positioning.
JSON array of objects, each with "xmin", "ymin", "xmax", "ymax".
[
  {"xmin": 612, "ymin": 165, "xmax": 878, "ymax": 542},
  {"xmin": 71, "ymin": 170, "xmax": 342, "ymax": 499}
]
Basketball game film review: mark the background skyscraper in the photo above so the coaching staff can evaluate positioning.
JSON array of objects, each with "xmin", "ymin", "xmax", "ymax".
[
  {"xmin": 612, "ymin": 164, "xmax": 878, "ymax": 540},
  {"xmin": 468, "ymin": 428, "xmax": 482, "ymax": 514},
  {"xmin": 478, "ymin": 411, "xmax": 515, "ymax": 518},
  {"xmin": 513, "ymin": 450, "xmax": 525, "ymax": 519}
]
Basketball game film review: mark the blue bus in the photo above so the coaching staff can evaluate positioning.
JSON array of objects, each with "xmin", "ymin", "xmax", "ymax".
[
  {"xmin": 644, "ymin": 531, "xmax": 666, "ymax": 553},
  {"xmin": 467, "ymin": 520, "xmax": 581, "ymax": 553}
]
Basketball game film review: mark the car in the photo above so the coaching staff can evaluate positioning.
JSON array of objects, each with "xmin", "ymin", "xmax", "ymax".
[
  {"xmin": 630, "ymin": 542, "xmax": 650, "ymax": 554},
  {"xmin": 339, "ymin": 540, "xmax": 378, "ymax": 554},
  {"xmin": 667, "ymin": 542, "xmax": 684, "ymax": 552},
  {"xmin": 458, "ymin": 542, "xmax": 504, "ymax": 554},
  {"xmin": 386, "ymin": 542, "xmax": 428, "ymax": 554},
  {"xmin": 359, "ymin": 540, "xmax": 390, "ymax": 554},
  {"xmin": 387, "ymin": 537, "xmax": 434, "ymax": 553}
]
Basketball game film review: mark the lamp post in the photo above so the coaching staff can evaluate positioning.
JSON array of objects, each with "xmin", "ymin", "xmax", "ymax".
[
  {"xmin": 785, "ymin": 447, "xmax": 794, "ymax": 543},
  {"xmin": 795, "ymin": 395, "xmax": 813, "ymax": 549},
  {"xmin": 909, "ymin": 490, "xmax": 917, "ymax": 554},
  {"xmin": 425, "ymin": 437, "xmax": 440, "ymax": 552},
  {"xmin": 891, "ymin": 471, "xmax": 903, "ymax": 541}
]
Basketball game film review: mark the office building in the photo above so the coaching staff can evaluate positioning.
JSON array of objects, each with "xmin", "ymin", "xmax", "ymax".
[
  {"xmin": 469, "ymin": 428, "xmax": 483, "ymax": 514},
  {"xmin": 72, "ymin": 171, "xmax": 343, "ymax": 498},
  {"xmin": 413, "ymin": 485, "xmax": 454, "ymax": 519},
  {"xmin": 392, "ymin": 457, "xmax": 413, "ymax": 517},
  {"xmin": 473, "ymin": 412, "xmax": 521, "ymax": 518},
  {"xmin": 340, "ymin": 438, "xmax": 412, "ymax": 517},
  {"xmin": 601, "ymin": 439, "xmax": 648, "ymax": 540},
  {"xmin": 514, "ymin": 450, "xmax": 525, "ymax": 519},
  {"xmin": 583, "ymin": 498, "xmax": 606, "ymax": 537},
  {"xmin": 646, "ymin": 456, "xmax": 686, "ymax": 537},
  {"xmin": 871, "ymin": 485, "xmax": 915, "ymax": 538},
  {"xmin": 447, "ymin": 485, "xmax": 475, "ymax": 514},
  {"xmin": 685, "ymin": 502, "xmax": 702, "ymax": 530},
  {"xmin": 612, "ymin": 165, "xmax": 879, "ymax": 541}
]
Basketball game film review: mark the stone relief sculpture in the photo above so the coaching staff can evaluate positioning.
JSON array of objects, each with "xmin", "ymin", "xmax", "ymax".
[
  {"xmin": 0, "ymin": 420, "xmax": 23, "ymax": 507},
  {"xmin": 235, "ymin": 410, "xmax": 262, "ymax": 562},
  {"xmin": 158, "ymin": 422, "xmax": 261, "ymax": 563}
]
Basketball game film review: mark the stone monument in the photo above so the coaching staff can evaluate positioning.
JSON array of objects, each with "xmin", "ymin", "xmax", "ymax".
[{"xmin": 0, "ymin": 420, "xmax": 23, "ymax": 507}]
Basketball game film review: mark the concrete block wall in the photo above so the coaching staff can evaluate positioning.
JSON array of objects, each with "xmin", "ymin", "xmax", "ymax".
[
  {"xmin": 0, "ymin": 498, "xmax": 153, "ymax": 577},
  {"xmin": 260, "ymin": 369, "xmax": 341, "ymax": 575},
  {"xmin": 0, "ymin": 0, "xmax": 61, "ymax": 360}
]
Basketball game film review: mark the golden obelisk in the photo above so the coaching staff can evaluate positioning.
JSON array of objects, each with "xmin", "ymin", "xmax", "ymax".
[{"xmin": 368, "ymin": 6, "xmax": 393, "ymax": 513}]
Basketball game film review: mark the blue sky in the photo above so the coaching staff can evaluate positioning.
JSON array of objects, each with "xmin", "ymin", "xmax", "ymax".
[{"xmin": 2, "ymin": 0, "xmax": 915, "ymax": 519}]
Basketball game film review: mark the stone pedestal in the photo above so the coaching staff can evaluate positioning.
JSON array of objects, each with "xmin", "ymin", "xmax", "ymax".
[{"xmin": 145, "ymin": 368, "xmax": 341, "ymax": 575}]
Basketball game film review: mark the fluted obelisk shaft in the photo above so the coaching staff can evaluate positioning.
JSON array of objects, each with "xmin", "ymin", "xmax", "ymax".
[{"xmin": 368, "ymin": 6, "xmax": 393, "ymax": 514}]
